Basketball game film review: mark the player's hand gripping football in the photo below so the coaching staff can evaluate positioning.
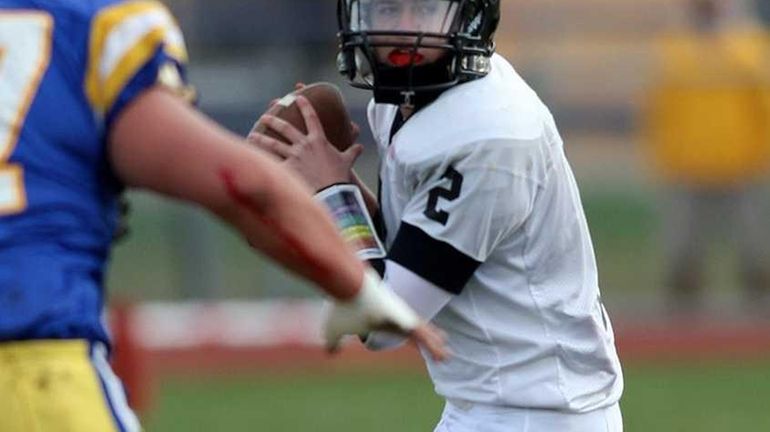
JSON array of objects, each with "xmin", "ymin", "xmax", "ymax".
[
  {"xmin": 324, "ymin": 269, "xmax": 448, "ymax": 362},
  {"xmin": 248, "ymin": 88, "xmax": 363, "ymax": 192}
]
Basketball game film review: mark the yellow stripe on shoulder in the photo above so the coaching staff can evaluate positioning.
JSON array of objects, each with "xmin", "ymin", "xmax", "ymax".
[{"xmin": 85, "ymin": 0, "xmax": 188, "ymax": 116}]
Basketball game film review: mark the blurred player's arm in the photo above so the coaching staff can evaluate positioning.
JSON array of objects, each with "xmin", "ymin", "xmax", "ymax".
[
  {"xmin": 87, "ymin": 1, "xmax": 359, "ymax": 298},
  {"xmin": 109, "ymin": 87, "xmax": 363, "ymax": 299}
]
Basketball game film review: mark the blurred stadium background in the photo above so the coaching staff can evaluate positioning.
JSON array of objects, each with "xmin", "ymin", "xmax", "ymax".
[{"xmin": 106, "ymin": 0, "xmax": 770, "ymax": 430}]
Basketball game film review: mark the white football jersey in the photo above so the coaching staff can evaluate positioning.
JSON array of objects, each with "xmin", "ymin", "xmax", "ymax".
[{"xmin": 367, "ymin": 54, "xmax": 623, "ymax": 412}]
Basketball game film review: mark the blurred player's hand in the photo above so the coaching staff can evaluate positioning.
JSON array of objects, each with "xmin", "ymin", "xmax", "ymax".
[
  {"xmin": 324, "ymin": 269, "xmax": 448, "ymax": 362},
  {"xmin": 249, "ymin": 95, "xmax": 363, "ymax": 192}
]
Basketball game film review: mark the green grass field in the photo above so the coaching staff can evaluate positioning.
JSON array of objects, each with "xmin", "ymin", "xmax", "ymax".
[{"xmin": 144, "ymin": 361, "xmax": 770, "ymax": 432}]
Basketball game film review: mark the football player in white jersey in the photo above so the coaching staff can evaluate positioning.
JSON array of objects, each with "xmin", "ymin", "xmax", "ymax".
[{"xmin": 251, "ymin": 0, "xmax": 624, "ymax": 430}]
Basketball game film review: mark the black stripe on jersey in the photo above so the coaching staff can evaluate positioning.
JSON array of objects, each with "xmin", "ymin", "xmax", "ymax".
[
  {"xmin": 388, "ymin": 222, "xmax": 482, "ymax": 295},
  {"xmin": 389, "ymin": 109, "xmax": 406, "ymax": 144},
  {"xmin": 368, "ymin": 258, "xmax": 386, "ymax": 277},
  {"xmin": 374, "ymin": 194, "xmax": 388, "ymax": 241}
]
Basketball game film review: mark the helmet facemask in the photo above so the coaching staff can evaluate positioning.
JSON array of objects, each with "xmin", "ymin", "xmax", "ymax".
[{"xmin": 337, "ymin": 0, "xmax": 499, "ymax": 107}]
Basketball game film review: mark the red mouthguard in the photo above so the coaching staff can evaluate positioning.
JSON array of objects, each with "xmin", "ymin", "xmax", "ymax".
[{"xmin": 388, "ymin": 49, "xmax": 425, "ymax": 67}]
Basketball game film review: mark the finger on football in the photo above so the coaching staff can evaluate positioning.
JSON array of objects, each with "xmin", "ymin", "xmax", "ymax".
[
  {"xmin": 350, "ymin": 121, "xmax": 361, "ymax": 142},
  {"xmin": 259, "ymin": 114, "xmax": 306, "ymax": 144},
  {"xmin": 295, "ymin": 96, "xmax": 326, "ymax": 138},
  {"xmin": 342, "ymin": 143, "xmax": 364, "ymax": 165},
  {"xmin": 411, "ymin": 323, "xmax": 449, "ymax": 362},
  {"xmin": 268, "ymin": 98, "xmax": 279, "ymax": 108},
  {"xmin": 295, "ymin": 82, "xmax": 306, "ymax": 90},
  {"xmin": 247, "ymin": 131, "xmax": 294, "ymax": 159}
]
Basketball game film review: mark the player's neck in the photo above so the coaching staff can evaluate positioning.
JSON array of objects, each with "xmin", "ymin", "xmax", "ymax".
[{"xmin": 400, "ymin": 105, "xmax": 414, "ymax": 120}]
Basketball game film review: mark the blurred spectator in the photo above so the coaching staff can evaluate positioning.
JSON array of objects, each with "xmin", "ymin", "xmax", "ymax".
[{"xmin": 643, "ymin": 0, "xmax": 770, "ymax": 314}]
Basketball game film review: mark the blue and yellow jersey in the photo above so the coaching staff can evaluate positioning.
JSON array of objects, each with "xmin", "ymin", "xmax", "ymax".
[{"xmin": 0, "ymin": 0, "xmax": 189, "ymax": 345}]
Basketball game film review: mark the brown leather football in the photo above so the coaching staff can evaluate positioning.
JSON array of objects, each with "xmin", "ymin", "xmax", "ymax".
[{"xmin": 250, "ymin": 82, "xmax": 354, "ymax": 151}]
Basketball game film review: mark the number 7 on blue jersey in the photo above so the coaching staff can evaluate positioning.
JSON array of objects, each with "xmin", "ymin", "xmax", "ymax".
[{"xmin": 0, "ymin": 11, "xmax": 52, "ymax": 215}]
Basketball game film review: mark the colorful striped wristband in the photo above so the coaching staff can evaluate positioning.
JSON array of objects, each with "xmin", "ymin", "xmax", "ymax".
[{"xmin": 315, "ymin": 184, "xmax": 386, "ymax": 260}]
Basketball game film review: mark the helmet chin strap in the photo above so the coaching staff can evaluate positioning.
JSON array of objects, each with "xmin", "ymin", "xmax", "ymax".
[{"xmin": 372, "ymin": 55, "xmax": 456, "ymax": 108}]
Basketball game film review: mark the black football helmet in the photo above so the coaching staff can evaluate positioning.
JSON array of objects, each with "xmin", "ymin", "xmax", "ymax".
[{"xmin": 337, "ymin": 0, "xmax": 500, "ymax": 106}]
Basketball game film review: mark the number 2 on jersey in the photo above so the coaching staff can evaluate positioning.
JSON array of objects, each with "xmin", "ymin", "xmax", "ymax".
[
  {"xmin": 424, "ymin": 165, "xmax": 463, "ymax": 225},
  {"xmin": 0, "ymin": 12, "xmax": 52, "ymax": 215}
]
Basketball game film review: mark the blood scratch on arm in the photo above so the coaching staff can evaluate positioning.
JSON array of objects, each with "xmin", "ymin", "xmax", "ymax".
[{"xmin": 218, "ymin": 167, "xmax": 333, "ymax": 286}]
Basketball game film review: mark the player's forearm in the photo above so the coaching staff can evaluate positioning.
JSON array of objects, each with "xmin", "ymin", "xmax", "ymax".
[
  {"xmin": 213, "ymin": 159, "xmax": 365, "ymax": 300},
  {"xmin": 110, "ymin": 88, "xmax": 363, "ymax": 300}
]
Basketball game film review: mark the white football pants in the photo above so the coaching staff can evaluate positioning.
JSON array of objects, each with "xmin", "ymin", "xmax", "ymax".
[{"xmin": 434, "ymin": 401, "xmax": 623, "ymax": 432}]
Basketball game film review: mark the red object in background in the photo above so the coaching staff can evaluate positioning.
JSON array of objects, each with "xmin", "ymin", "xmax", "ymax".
[{"xmin": 110, "ymin": 301, "xmax": 154, "ymax": 416}]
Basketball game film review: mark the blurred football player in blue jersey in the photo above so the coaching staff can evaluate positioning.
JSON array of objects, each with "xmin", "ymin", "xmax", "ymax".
[{"xmin": 0, "ymin": 1, "xmax": 446, "ymax": 430}]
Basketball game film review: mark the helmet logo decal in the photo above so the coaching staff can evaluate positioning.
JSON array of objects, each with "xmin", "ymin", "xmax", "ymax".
[{"xmin": 467, "ymin": 11, "xmax": 482, "ymax": 34}]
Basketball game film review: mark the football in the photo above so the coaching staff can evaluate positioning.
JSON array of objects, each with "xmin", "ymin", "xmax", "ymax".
[{"xmin": 250, "ymin": 82, "xmax": 354, "ymax": 152}]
